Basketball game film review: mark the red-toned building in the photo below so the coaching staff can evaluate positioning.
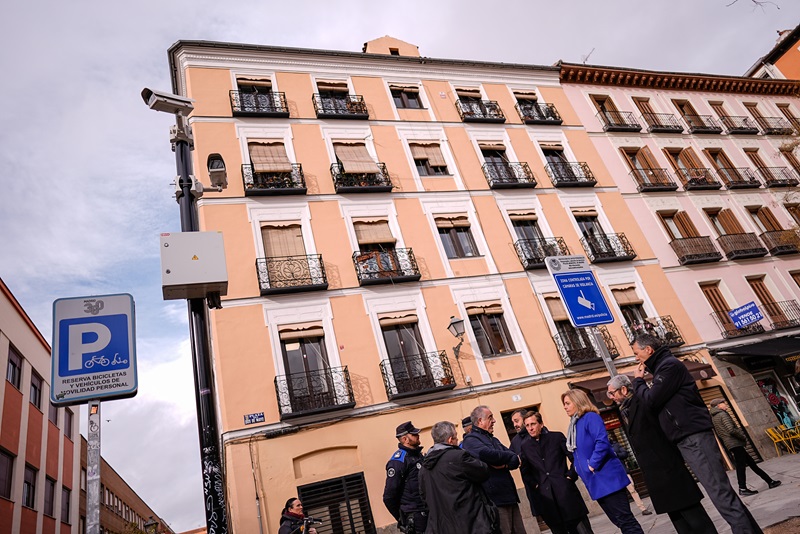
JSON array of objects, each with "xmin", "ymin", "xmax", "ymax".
[{"xmin": 0, "ymin": 277, "xmax": 81, "ymax": 534}]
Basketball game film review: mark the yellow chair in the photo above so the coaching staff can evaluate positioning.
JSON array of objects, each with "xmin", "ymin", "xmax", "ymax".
[
  {"xmin": 779, "ymin": 424, "xmax": 800, "ymax": 448},
  {"xmin": 766, "ymin": 427, "xmax": 796, "ymax": 455}
]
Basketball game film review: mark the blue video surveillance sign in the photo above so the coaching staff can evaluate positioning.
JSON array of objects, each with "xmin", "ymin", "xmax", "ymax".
[
  {"xmin": 51, "ymin": 294, "xmax": 138, "ymax": 406},
  {"xmin": 546, "ymin": 255, "xmax": 614, "ymax": 328}
]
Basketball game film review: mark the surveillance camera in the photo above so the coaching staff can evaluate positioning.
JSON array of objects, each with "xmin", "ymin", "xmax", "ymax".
[
  {"xmin": 207, "ymin": 153, "xmax": 228, "ymax": 189},
  {"xmin": 141, "ymin": 88, "xmax": 195, "ymax": 115}
]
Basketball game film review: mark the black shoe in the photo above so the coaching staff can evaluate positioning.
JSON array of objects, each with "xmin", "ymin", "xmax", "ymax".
[
  {"xmin": 739, "ymin": 488, "xmax": 758, "ymax": 496},
  {"xmin": 768, "ymin": 480, "xmax": 782, "ymax": 489}
]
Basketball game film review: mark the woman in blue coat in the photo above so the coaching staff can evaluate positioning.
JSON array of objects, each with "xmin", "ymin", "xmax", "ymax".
[{"xmin": 562, "ymin": 389, "xmax": 644, "ymax": 534}]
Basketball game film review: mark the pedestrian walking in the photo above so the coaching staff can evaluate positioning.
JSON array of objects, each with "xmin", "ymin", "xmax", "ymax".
[
  {"xmin": 419, "ymin": 421, "xmax": 499, "ymax": 534},
  {"xmin": 709, "ymin": 398, "xmax": 781, "ymax": 495},
  {"xmin": 631, "ymin": 333, "xmax": 763, "ymax": 534},
  {"xmin": 383, "ymin": 421, "xmax": 427, "ymax": 533},
  {"xmin": 562, "ymin": 389, "xmax": 644, "ymax": 534},
  {"xmin": 608, "ymin": 374, "xmax": 717, "ymax": 534},
  {"xmin": 462, "ymin": 405, "xmax": 528, "ymax": 534}
]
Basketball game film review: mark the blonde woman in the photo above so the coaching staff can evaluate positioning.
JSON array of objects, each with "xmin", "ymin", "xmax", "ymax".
[{"xmin": 562, "ymin": 389, "xmax": 644, "ymax": 534}]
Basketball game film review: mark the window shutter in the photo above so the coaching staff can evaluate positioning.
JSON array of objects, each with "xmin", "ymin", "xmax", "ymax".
[
  {"xmin": 261, "ymin": 225, "xmax": 306, "ymax": 257},
  {"xmin": 434, "ymin": 215, "xmax": 470, "ymax": 228},
  {"xmin": 747, "ymin": 277, "xmax": 777, "ymax": 306},
  {"xmin": 508, "ymin": 211, "xmax": 537, "ymax": 221},
  {"xmin": 353, "ymin": 221, "xmax": 395, "ymax": 244},
  {"xmin": 377, "ymin": 312, "xmax": 418, "ymax": 327},
  {"xmin": 333, "ymin": 143, "xmax": 380, "ymax": 173},
  {"xmin": 279, "ymin": 322, "xmax": 325, "ymax": 341},
  {"xmin": 249, "ymin": 142, "xmax": 292, "ymax": 172},
  {"xmin": 756, "ymin": 207, "xmax": 782, "ymax": 232},
  {"xmin": 317, "ymin": 80, "xmax": 348, "ymax": 91},
  {"xmin": 611, "ymin": 286, "xmax": 643, "ymax": 306},
  {"xmin": 718, "ymin": 209, "xmax": 745, "ymax": 234},
  {"xmin": 744, "ymin": 149, "xmax": 766, "ymax": 168},
  {"xmin": 409, "ymin": 143, "xmax": 446, "ymax": 166},
  {"xmin": 478, "ymin": 142, "xmax": 506, "ymax": 152},
  {"xmin": 634, "ymin": 98, "xmax": 654, "ymax": 115},
  {"xmin": 544, "ymin": 295, "xmax": 568, "ymax": 322},
  {"xmin": 456, "ymin": 88, "xmax": 482, "ymax": 99},
  {"xmin": 700, "ymin": 283, "xmax": 730, "ymax": 314},
  {"xmin": 680, "ymin": 147, "xmax": 703, "ymax": 169},
  {"xmin": 571, "ymin": 208, "xmax": 598, "ymax": 218},
  {"xmin": 674, "ymin": 211, "xmax": 700, "ymax": 238},
  {"xmin": 466, "ymin": 301, "xmax": 503, "ymax": 316}
]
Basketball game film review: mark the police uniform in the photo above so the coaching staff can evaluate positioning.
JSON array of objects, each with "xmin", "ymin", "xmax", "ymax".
[{"xmin": 383, "ymin": 422, "xmax": 427, "ymax": 533}]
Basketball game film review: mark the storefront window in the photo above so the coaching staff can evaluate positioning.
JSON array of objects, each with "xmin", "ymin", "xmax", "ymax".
[{"xmin": 755, "ymin": 373, "xmax": 799, "ymax": 426}]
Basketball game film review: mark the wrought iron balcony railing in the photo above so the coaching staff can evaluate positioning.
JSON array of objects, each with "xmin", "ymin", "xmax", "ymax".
[
  {"xmin": 759, "ymin": 300, "xmax": 800, "ymax": 330},
  {"xmin": 754, "ymin": 116, "xmax": 794, "ymax": 136},
  {"xmin": 482, "ymin": 162, "xmax": 536, "ymax": 189},
  {"xmin": 622, "ymin": 316, "xmax": 685, "ymax": 348},
  {"xmin": 554, "ymin": 326, "xmax": 619, "ymax": 367},
  {"xmin": 352, "ymin": 249, "xmax": 421, "ymax": 286},
  {"xmin": 675, "ymin": 168, "xmax": 722, "ymax": 190},
  {"xmin": 716, "ymin": 233, "xmax": 769, "ymax": 260},
  {"xmin": 230, "ymin": 90, "xmax": 290, "ymax": 117},
  {"xmin": 629, "ymin": 168, "xmax": 679, "ymax": 192},
  {"xmin": 455, "ymin": 99, "xmax": 506, "ymax": 123},
  {"xmin": 379, "ymin": 351, "xmax": 456, "ymax": 400},
  {"xmin": 581, "ymin": 233, "xmax": 636, "ymax": 263},
  {"xmin": 545, "ymin": 162, "xmax": 597, "ymax": 187},
  {"xmin": 755, "ymin": 167, "xmax": 800, "ymax": 188},
  {"xmin": 709, "ymin": 310, "xmax": 765, "ymax": 339},
  {"xmin": 719, "ymin": 116, "xmax": 759, "ymax": 135},
  {"xmin": 242, "ymin": 163, "xmax": 307, "ymax": 195},
  {"xmin": 514, "ymin": 237, "xmax": 571, "ymax": 269},
  {"xmin": 716, "ymin": 167, "xmax": 762, "ymax": 189},
  {"xmin": 515, "ymin": 102, "xmax": 562, "ymax": 125},
  {"xmin": 596, "ymin": 111, "xmax": 642, "ymax": 132},
  {"xmin": 312, "ymin": 93, "xmax": 369, "ymax": 119},
  {"xmin": 759, "ymin": 230, "xmax": 800, "ymax": 256},
  {"xmin": 669, "ymin": 237, "xmax": 723, "ymax": 265},
  {"xmin": 682, "ymin": 114, "xmax": 723, "ymax": 134},
  {"xmin": 330, "ymin": 162, "xmax": 392, "ymax": 193},
  {"xmin": 640, "ymin": 113, "xmax": 684, "ymax": 133},
  {"xmin": 256, "ymin": 255, "xmax": 328, "ymax": 295},
  {"xmin": 275, "ymin": 366, "xmax": 355, "ymax": 419}
]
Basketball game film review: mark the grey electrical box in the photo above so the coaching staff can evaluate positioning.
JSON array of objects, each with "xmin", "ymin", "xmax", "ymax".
[{"xmin": 160, "ymin": 232, "xmax": 228, "ymax": 300}]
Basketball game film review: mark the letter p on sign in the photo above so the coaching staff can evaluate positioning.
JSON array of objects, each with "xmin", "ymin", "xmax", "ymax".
[{"xmin": 67, "ymin": 323, "xmax": 112, "ymax": 371}]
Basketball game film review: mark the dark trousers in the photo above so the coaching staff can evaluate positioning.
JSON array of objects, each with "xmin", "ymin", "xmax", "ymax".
[
  {"xmin": 549, "ymin": 515, "xmax": 594, "ymax": 534},
  {"xmin": 731, "ymin": 446, "xmax": 772, "ymax": 489},
  {"xmin": 596, "ymin": 488, "xmax": 644, "ymax": 534},
  {"xmin": 497, "ymin": 504, "xmax": 526, "ymax": 534},
  {"xmin": 677, "ymin": 431, "xmax": 762, "ymax": 534},
  {"xmin": 401, "ymin": 511, "xmax": 427, "ymax": 534},
  {"xmin": 667, "ymin": 502, "xmax": 718, "ymax": 534}
]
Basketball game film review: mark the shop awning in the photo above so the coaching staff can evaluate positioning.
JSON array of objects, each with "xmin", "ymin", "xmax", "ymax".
[{"xmin": 714, "ymin": 335, "xmax": 800, "ymax": 360}]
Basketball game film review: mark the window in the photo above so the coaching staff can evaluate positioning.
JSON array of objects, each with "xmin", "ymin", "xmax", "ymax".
[
  {"xmin": 280, "ymin": 334, "xmax": 331, "ymax": 404},
  {"xmin": 381, "ymin": 322, "xmax": 435, "ymax": 391},
  {"xmin": 235, "ymin": 79, "xmax": 281, "ymax": 113},
  {"xmin": 333, "ymin": 143, "xmax": 380, "ymax": 174},
  {"xmin": 709, "ymin": 101, "xmax": 729, "ymax": 119},
  {"xmin": 81, "ymin": 468, "xmax": 87, "ymax": 492},
  {"xmin": 44, "ymin": 477, "xmax": 56, "ymax": 516},
  {"xmin": 611, "ymin": 287, "xmax": 647, "ymax": 328},
  {"xmin": 658, "ymin": 211, "xmax": 700, "ymax": 240},
  {"xmin": 64, "ymin": 409, "xmax": 73, "ymax": 440},
  {"xmin": 511, "ymin": 214, "xmax": 544, "ymax": 242},
  {"xmin": 0, "ymin": 449, "xmax": 12, "ymax": 499},
  {"xmin": 435, "ymin": 216, "xmax": 478, "ymax": 258},
  {"xmin": 390, "ymin": 86, "xmax": 421, "ymax": 109},
  {"xmin": 468, "ymin": 305, "xmax": 516, "ymax": 357},
  {"xmin": 247, "ymin": 142, "xmax": 292, "ymax": 174},
  {"xmin": 353, "ymin": 220, "xmax": 399, "ymax": 279},
  {"xmin": 791, "ymin": 271, "xmax": 800, "ymax": 290},
  {"xmin": 297, "ymin": 473, "xmax": 375, "ymax": 534},
  {"xmin": 61, "ymin": 487, "xmax": 71, "ymax": 523},
  {"xmin": 664, "ymin": 147, "xmax": 703, "ymax": 171},
  {"xmin": 704, "ymin": 208, "xmax": 745, "ymax": 236},
  {"xmin": 409, "ymin": 143, "xmax": 448, "ymax": 175},
  {"xmin": 79, "ymin": 516, "xmax": 85, "ymax": 534},
  {"xmin": 781, "ymin": 148, "xmax": 800, "ymax": 175},
  {"xmin": 747, "ymin": 206, "xmax": 782, "ymax": 233},
  {"xmin": 743, "ymin": 102, "xmax": 765, "ymax": 122},
  {"xmin": 700, "ymin": 282, "xmax": 732, "ymax": 318},
  {"xmin": 49, "ymin": 402, "xmax": 59, "ymax": 426},
  {"xmin": 540, "ymin": 143, "xmax": 573, "ymax": 177},
  {"xmin": 237, "ymin": 79, "xmax": 272, "ymax": 95},
  {"xmin": 777, "ymin": 103, "xmax": 800, "ymax": 131},
  {"xmin": 23, "ymin": 465, "xmax": 37, "ymax": 509},
  {"xmin": 590, "ymin": 94, "xmax": 620, "ymax": 117},
  {"xmin": 30, "ymin": 372, "xmax": 43, "ymax": 409},
  {"xmin": 786, "ymin": 204, "xmax": 800, "ymax": 226},
  {"xmin": 389, "ymin": 48, "xmax": 399, "ymax": 56},
  {"xmin": 672, "ymin": 99, "xmax": 699, "ymax": 118},
  {"xmin": 744, "ymin": 148, "xmax": 768, "ymax": 170},
  {"xmin": 6, "ymin": 345, "xmax": 22, "ymax": 389}
]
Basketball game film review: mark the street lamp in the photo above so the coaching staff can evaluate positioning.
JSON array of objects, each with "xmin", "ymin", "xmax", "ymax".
[
  {"xmin": 141, "ymin": 87, "xmax": 229, "ymax": 533},
  {"xmin": 144, "ymin": 516, "xmax": 159, "ymax": 534},
  {"xmin": 447, "ymin": 316, "xmax": 465, "ymax": 359}
]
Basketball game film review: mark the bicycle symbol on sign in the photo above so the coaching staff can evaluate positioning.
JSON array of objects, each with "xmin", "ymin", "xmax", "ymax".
[{"xmin": 84, "ymin": 355, "xmax": 110, "ymax": 369}]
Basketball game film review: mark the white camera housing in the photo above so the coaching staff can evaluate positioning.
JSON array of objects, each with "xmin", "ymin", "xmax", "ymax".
[
  {"xmin": 141, "ymin": 88, "xmax": 195, "ymax": 115},
  {"xmin": 207, "ymin": 154, "xmax": 228, "ymax": 189}
]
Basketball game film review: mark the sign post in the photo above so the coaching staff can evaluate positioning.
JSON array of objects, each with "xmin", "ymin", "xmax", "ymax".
[{"xmin": 546, "ymin": 256, "xmax": 617, "ymax": 376}]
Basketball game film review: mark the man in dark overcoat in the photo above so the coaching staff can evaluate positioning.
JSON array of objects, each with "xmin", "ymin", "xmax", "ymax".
[
  {"xmin": 509, "ymin": 409, "xmax": 538, "ymax": 518},
  {"xmin": 518, "ymin": 411, "xmax": 592, "ymax": 534},
  {"xmin": 608, "ymin": 374, "xmax": 717, "ymax": 534}
]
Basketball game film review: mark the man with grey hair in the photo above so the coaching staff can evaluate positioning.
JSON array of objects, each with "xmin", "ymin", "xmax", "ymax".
[
  {"xmin": 631, "ymin": 333, "xmax": 761, "ymax": 533},
  {"xmin": 420, "ymin": 421, "xmax": 497, "ymax": 533}
]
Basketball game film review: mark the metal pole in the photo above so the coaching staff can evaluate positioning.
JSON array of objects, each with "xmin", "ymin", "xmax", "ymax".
[
  {"xmin": 174, "ymin": 123, "xmax": 228, "ymax": 534},
  {"xmin": 86, "ymin": 400, "xmax": 101, "ymax": 534},
  {"xmin": 591, "ymin": 327, "xmax": 618, "ymax": 377}
]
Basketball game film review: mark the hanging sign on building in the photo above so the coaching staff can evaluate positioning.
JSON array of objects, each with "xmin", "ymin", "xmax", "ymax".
[
  {"xmin": 728, "ymin": 301, "xmax": 763, "ymax": 329},
  {"xmin": 51, "ymin": 293, "xmax": 138, "ymax": 406}
]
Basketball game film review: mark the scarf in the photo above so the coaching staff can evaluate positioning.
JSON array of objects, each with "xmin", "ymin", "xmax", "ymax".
[{"xmin": 566, "ymin": 414, "xmax": 579, "ymax": 452}]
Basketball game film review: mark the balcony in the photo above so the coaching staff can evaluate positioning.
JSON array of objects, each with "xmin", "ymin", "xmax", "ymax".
[
  {"xmin": 754, "ymin": 117, "xmax": 794, "ymax": 136},
  {"xmin": 455, "ymin": 99, "xmax": 506, "ymax": 123},
  {"xmin": 716, "ymin": 167, "xmax": 762, "ymax": 189},
  {"xmin": 275, "ymin": 366, "xmax": 355, "ymax": 419},
  {"xmin": 760, "ymin": 300, "xmax": 800, "ymax": 330},
  {"xmin": 330, "ymin": 162, "xmax": 392, "ymax": 193},
  {"xmin": 312, "ymin": 94, "xmax": 369, "ymax": 119},
  {"xmin": 710, "ymin": 310, "xmax": 765, "ymax": 339},
  {"xmin": 629, "ymin": 168, "xmax": 679, "ymax": 192},
  {"xmin": 719, "ymin": 116, "xmax": 759, "ymax": 135},
  {"xmin": 242, "ymin": 164, "xmax": 306, "ymax": 196},
  {"xmin": 229, "ymin": 90, "xmax": 289, "ymax": 117},
  {"xmin": 515, "ymin": 102, "xmax": 562, "ymax": 125},
  {"xmin": 514, "ymin": 237, "xmax": 571, "ymax": 269},
  {"xmin": 716, "ymin": 233, "xmax": 769, "ymax": 260},
  {"xmin": 640, "ymin": 113, "xmax": 684, "ymax": 133},
  {"xmin": 379, "ymin": 351, "xmax": 456, "ymax": 401},
  {"xmin": 482, "ymin": 162, "xmax": 536, "ymax": 189},
  {"xmin": 759, "ymin": 230, "xmax": 800, "ymax": 256},
  {"xmin": 352, "ymin": 249, "xmax": 421, "ymax": 286},
  {"xmin": 596, "ymin": 111, "xmax": 642, "ymax": 132},
  {"xmin": 622, "ymin": 316, "xmax": 685, "ymax": 348},
  {"xmin": 581, "ymin": 233, "xmax": 636, "ymax": 263},
  {"xmin": 682, "ymin": 114, "xmax": 723, "ymax": 134},
  {"xmin": 669, "ymin": 237, "xmax": 723, "ymax": 265},
  {"xmin": 755, "ymin": 167, "xmax": 799, "ymax": 188},
  {"xmin": 545, "ymin": 162, "xmax": 597, "ymax": 187},
  {"xmin": 675, "ymin": 168, "xmax": 722, "ymax": 190},
  {"xmin": 554, "ymin": 326, "xmax": 619, "ymax": 368},
  {"xmin": 256, "ymin": 255, "xmax": 328, "ymax": 295}
]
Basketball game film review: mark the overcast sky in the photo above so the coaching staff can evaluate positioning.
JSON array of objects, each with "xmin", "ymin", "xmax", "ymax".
[{"xmin": 0, "ymin": 1, "xmax": 797, "ymax": 531}]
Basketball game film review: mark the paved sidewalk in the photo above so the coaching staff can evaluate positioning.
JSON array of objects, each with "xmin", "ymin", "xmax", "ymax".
[{"xmin": 585, "ymin": 454, "xmax": 800, "ymax": 533}]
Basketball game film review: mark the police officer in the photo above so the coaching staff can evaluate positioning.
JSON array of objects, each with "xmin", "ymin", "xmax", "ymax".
[{"xmin": 383, "ymin": 421, "xmax": 427, "ymax": 533}]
